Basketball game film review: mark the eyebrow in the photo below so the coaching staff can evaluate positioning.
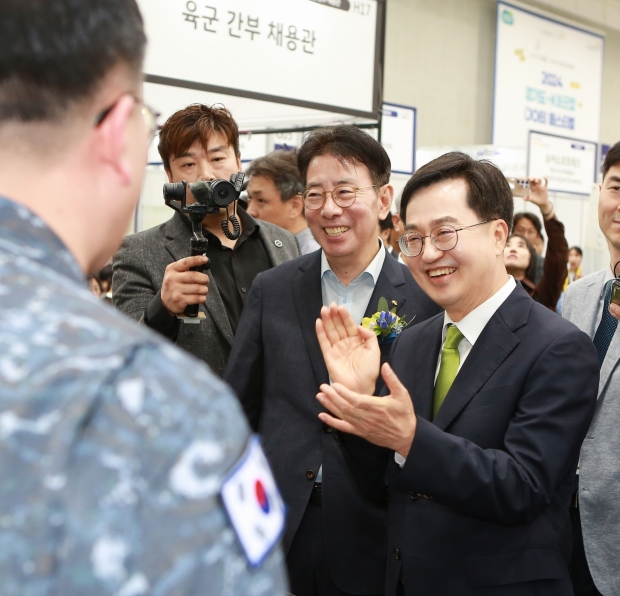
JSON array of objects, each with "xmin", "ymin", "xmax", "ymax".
[
  {"xmin": 305, "ymin": 179, "xmax": 355, "ymax": 188},
  {"xmin": 173, "ymin": 145, "xmax": 230, "ymax": 160},
  {"xmin": 404, "ymin": 216, "xmax": 460, "ymax": 231},
  {"xmin": 606, "ymin": 175, "xmax": 620, "ymax": 184}
]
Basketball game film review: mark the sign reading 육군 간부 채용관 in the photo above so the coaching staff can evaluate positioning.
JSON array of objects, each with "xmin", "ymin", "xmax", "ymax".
[{"xmin": 137, "ymin": 0, "xmax": 383, "ymax": 118}]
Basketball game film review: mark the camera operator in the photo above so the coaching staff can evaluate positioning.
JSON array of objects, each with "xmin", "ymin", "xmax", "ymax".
[{"xmin": 113, "ymin": 104, "xmax": 300, "ymax": 375}]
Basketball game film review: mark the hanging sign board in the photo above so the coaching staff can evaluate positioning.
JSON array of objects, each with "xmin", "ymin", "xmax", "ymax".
[
  {"xmin": 493, "ymin": 1, "xmax": 604, "ymax": 147},
  {"xmin": 137, "ymin": 0, "xmax": 384, "ymax": 119},
  {"xmin": 527, "ymin": 131, "xmax": 597, "ymax": 196}
]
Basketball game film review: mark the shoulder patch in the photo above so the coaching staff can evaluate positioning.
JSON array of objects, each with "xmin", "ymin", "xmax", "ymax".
[{"xmin": 220, "ymin": 436, "xmax": 286, "ymax": 567}]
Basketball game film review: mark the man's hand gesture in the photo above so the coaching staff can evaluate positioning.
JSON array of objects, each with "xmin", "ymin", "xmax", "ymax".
[
  {"xmin": 316, "ymin": 304, "xmax": 380, "ymax": 396},
  {"xmin": 316, "ymin": 362, "xmax": 417, "ymax": 457}
]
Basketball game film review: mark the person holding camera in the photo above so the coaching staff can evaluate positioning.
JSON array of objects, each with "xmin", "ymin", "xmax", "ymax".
[
  {"xmin": 504, "ymin": 177, "xmax": 569, "ymax": 311},
  {"xmin": 113, "ymin": 104, "xmax": 300, "ymax": 376}
]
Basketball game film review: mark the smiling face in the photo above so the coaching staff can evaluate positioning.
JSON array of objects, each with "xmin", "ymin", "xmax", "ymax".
[
  {"xmin": 599, "ymin": 164, "xmax": 620, "ymax": 263},
  {"xmin": 304, "ymin": 154, "xmax": 392, "ymax": 275},
  {"xmin": 504, "ymin": 235, "xmax": 531, "ymax": 275},
  {"xmin": 403, "ymin": 178, "xmax": 509, "ymax": 320}
]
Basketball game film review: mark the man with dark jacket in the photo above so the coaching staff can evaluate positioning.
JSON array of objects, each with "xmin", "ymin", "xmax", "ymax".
[
  {"xmin": 113, "ymin": 105, "xmax": 300, "ymax": 376},
  {"xmin": 225, "ymin": 126, "xmax": 441, "ymax": 596}
]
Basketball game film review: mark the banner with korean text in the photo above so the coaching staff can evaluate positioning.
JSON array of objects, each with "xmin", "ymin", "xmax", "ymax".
[
  {"xmin": 137, "ymin": 0, "xmax": 384, "ymax": 119},
  {"xmin": 493, "ymin": 1, "xmax": 604, "ymax": 147}
]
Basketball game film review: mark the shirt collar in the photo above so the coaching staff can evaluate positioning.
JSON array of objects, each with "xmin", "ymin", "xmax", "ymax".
[
  {"xmin": 320, "ymin": 238, "xmax": 386, "ymax": 285},
  {"xmin": 0, "ymin": 195, "xmax": 84, "ymax": 284},
  {"xmin": 443, "ymin": 276, "xmax": 517, "ymax": 346}
]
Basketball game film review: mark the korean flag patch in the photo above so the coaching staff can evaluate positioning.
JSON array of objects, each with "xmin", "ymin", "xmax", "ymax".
[{"xmin": 220, "ymin": 435, "xmax": 286, "ymax": 567}]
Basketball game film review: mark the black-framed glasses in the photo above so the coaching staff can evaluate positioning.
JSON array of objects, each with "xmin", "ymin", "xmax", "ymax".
[
  {"xmin": 300, "ymin": 185, "xmax": 378, "ymax": 210},
  {"xmin": 398, "ymin": 220, "xmax": 494, "ymax": 257},
  {"xmin": 95, "ymin": 94, "xmax": 160, "ymax": 141}
]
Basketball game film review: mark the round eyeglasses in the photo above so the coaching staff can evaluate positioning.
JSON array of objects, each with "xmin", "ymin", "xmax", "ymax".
[
  {"xmin": 300, "ymin": 185, "xmax": 378, "ymax": 210},
  {"xmin": 398, "ymin": 220, "xmax": 493, "ymax": 257}
]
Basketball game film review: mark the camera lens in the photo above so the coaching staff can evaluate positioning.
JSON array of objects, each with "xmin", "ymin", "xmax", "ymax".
[{"xmin": 212, "ymin": 180, "xmax": 236, "ymax": 206}]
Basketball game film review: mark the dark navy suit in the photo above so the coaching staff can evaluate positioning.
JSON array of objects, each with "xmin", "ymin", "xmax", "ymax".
[
  {"xmin": 225, "ymin": 248, "xmax": 441, "ymax": 595},
  {"xmin": 384, "ymin": 285, "xmax": 598, "ymax": 595}
]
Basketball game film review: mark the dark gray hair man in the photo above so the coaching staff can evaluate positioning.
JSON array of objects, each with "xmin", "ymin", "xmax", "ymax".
[
  {"xmin": 0, "ymin": 0, "xmax": 287, "ymax": 593},
  {"xmin": 246, "ymin": 149, "xmax": 320, "ymax": 254}
]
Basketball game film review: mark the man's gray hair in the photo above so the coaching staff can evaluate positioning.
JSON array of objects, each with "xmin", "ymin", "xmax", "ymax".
[{"xmin": 246, "ymin": 150, "xmax": 304, "ymax": 202}]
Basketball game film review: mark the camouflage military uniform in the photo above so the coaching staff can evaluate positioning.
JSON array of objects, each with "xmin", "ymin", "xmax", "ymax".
[{"xmin": 0, "ymin": 196, "xmax": 288, "ymax": 595}]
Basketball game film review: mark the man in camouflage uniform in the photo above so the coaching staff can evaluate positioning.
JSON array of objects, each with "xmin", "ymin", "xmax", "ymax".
[{"xmin": 0, "ymin": 0, "xmax": 288, "ymax": 594}]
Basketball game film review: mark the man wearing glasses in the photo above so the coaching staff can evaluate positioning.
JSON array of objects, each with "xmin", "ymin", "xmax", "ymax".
[
  {"xmin": 314, "ymin": 152, "xmax": 600, "ymax": 595},
  {"xmin": 225, "ymin": 126, "xmax": 440, "ymax": 596},
  {"xmin": 113, "ymin": 104, "xmax": 300, "ymax": 377}
]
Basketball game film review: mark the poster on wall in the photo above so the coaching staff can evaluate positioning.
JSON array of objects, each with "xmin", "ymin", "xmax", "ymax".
[
  {"xmin": 493, "ymin": 1, "xmax": 604, "ymax": 147},
  {"xmin": 381, "ymin": 103, "xmax": 416, "ymax": 175},
  {"xmin": 527, "ymin": 131, "xmax": 597, "ymax": 196},
  {"xmin": 136, "ymin": 0, "xmax": 384, "ymax": 118}
]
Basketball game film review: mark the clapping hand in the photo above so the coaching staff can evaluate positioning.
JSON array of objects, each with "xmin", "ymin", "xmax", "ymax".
[
  {"xmin": 315, "ymin": 303, "xmax": 381, "ymax": 396},
  {"xmin": 316, "ymin": 363, "xmax": 417, "ymax": 457}
]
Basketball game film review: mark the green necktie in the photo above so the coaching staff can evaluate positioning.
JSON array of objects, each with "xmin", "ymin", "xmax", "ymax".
[{"xmin": 433, "ymin": 324, "xmax": 464, "ymax": 419}]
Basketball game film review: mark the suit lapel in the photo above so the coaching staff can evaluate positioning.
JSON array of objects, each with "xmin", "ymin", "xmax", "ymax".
[
  {"xmin": 578, "ymin": 275, "xmax": 604, "ymax": 338},
  {"xmin": 363, "ymin": 249, "xmax": 408, "ymax": 320},
  {"xmin": 164, "ymin": 212, "xmax": 235, "ymax": 346},
  {"xmin": 292, "ymin": 253, "xmax": 330, "ymax": 387},
  {"xmin": 432, "ymin": 287, "xmax": 528, "ymax": 431}
]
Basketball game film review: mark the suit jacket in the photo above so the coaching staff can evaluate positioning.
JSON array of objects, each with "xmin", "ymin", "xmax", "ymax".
[
  {"xmin": 383, "ymin": 285, "xmax": 598, "ymax": 596},
  {"xmin": 113, "ymin": 211, "xmax": 299, "ymax": 377},
  {"xmin": 224, "ymin": 249, "xmax": 441, "ymax": 595},
  {"xmin": 563, "ymin": 271, "xmax": 620, "ymax": 596}
]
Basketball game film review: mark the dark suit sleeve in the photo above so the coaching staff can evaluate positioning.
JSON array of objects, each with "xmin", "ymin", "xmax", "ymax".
[
  {"xmin": 113, "ymin": 237, "xmax": 180, "ymax": 340},
  {"xmin": 223, "ymin": 273, "xmax": 266, "ymax": 430},
  {"xmin": 395, "ymin": 327, "xmax": 598, "ymax": 525}
]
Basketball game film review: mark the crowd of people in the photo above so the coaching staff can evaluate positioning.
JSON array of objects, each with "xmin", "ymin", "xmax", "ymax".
[{"xmin": 2, "ymin": 1, "xmax": 620, "ymax": 596}]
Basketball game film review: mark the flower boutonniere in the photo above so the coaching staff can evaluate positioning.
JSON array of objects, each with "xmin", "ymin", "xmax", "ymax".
[{"xmin": 362, "ymin": 297, "xmax": 413, "ymax": 344}]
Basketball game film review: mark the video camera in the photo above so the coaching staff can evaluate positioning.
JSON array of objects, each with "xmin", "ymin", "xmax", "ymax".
[{"xmin": 162, "ymin": 172, "xmax": 245, "ymax": 319}]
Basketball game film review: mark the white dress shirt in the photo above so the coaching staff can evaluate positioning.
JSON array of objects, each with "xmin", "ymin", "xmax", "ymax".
[{"xmin": 395, "ymin": 276, "xmax": 517, "ymax": 466}]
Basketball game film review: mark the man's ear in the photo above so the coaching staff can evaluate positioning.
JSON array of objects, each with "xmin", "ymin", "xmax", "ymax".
[
  {"xmin": 494, "ymin": 219, "xmax": 510, "ymax": 255},
  {"xmin": 378, "ymin": 184, "xmax": 394, "ymax": 219},
  {"xmin": 93, "ymin": 95, "xmax": 136, "ymax": 185},
  {"xmin": 287, "ymin": 194, "xmax": 305, "ymax": 219},
  {"xmin": 236, "ymin": 153, "xmax": 242, "ymax": 172},
  {"xmin": 165, "ymin": 168, "xmax": 173, "ymax": 183}
]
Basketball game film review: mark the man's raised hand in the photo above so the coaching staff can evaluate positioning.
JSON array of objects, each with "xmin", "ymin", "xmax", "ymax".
[
  {"xmin": 316, "ymin": 303, "xmax": 381, "ymax": 395},
  {"xmin": 161, "ymin": 255, "xmax": 210, "ymax": 315}
]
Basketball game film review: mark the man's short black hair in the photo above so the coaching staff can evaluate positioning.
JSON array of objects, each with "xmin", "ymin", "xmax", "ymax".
[
  {"xmin": 0, "ymin": 0, "xmax": 146, "ymax": 123},
  {"xmin": 399, "ymin": 152, "xmax": 513, "ymax": 230},
  {"xmin": 603, "ymin": 141, "xmax": 620, "ymax": 180},
  {"xmin": 379, "ymin": 215, "xmax": 394, "ymax": 233},
  {"xmin": 297, "ymin": 125, "xmax": 391, "ymax": 188}
]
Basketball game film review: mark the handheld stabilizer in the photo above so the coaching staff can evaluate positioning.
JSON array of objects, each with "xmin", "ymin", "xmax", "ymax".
[{"xmin": 162, "ymin": 172, "xmax": 245, "ymax": 318}]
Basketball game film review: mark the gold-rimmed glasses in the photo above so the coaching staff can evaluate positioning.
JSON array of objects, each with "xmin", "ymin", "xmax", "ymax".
[{"xmin": 300, "ymin": 185, "xmax": 378, "ymax": 210}]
